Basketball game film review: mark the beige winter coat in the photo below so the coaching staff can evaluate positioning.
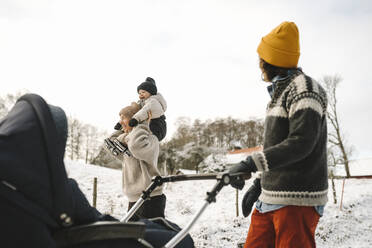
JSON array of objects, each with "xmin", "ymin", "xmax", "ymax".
[
  {"xmin": 134, "ymin": 93, "xmax": 167, "ymax": 122},
  {"xmin": 107, "ymin": 124, "xmax": 163, "ymax": 202}
]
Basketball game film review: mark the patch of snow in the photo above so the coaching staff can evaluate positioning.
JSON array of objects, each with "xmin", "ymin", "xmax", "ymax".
[
  {"xmin": 334, "ymin": 157, "xmax": 372, "ymax": 177},
  {"xmin": 66, "ymin": 159, "xmax": 372, "ymax": 248}
]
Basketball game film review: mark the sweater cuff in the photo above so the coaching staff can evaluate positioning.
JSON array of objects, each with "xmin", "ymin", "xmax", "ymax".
[{"xmin": 252, "ymin": 152, "xmax": 269, "ymax": 172}]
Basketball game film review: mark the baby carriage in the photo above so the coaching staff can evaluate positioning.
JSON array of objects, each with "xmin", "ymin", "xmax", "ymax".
[
  {"xmin": 53, "ymin": 172, "xmax": 250, "ymax": 248},
  {"xmin": 0, "ymin": 93, "xmax": 250, "ymax": 248}
]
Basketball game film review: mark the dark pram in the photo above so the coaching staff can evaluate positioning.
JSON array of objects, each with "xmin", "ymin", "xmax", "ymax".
[{"xmin": 0, "ymin": 94, "xmax": 194, "ymax": 248}]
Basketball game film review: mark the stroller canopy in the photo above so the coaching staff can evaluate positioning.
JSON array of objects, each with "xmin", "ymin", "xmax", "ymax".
[{"xmin": 0, "ymin": 94, "xmax": 74, "ymax": 227}]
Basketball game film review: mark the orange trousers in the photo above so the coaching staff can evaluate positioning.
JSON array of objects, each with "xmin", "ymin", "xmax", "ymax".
[{"xmin": 244, "ymin": 206, "xmax": 320, "ymax": 248}]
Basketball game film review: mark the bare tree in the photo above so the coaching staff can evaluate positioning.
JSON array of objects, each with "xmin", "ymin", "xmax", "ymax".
[
  {"xmin": 96, "ymin": 116, "xmax": 265, "ymax": 170},
  {"xmin": 158, "ymin": 145, "xmax": 177, "ymax": 175},
  {"xmin": 321, "ymin": 75, "xmax": 353, "ymax": 177},
  {"xmin": 327, "ymin": 147, "xmax": 338, "ymax": 204},
  {"xmin": 172, "ymin": 117, "xmax": 193, "ymax": 147},
  {"xmin": 66, "ymin": 116, "xmax": 83, "ymax": 160},
  {"xmin": 1, "ymin": 92, "xmax": 109, "ymax": 165},
  {"xmin": 165, "ymin": 148, "xmax": 177, "ymax": 175},
  {"xmin": 0, "ymin": 91, "xmax": 29, "ymax": 119},
  {"xmin": 82, "ymin": 124, "xmax": 101, "ymax": 164}
]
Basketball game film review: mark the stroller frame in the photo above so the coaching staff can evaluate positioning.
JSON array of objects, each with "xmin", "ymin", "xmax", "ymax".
[{"xmin": 121, "ymin": 172, "xmax": 251, "ymax": 248}]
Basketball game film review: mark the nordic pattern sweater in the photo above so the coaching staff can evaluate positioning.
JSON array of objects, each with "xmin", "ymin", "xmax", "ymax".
[{"xmin": 252, "ymin": 71, "xmax": 329, "ymax": 206}]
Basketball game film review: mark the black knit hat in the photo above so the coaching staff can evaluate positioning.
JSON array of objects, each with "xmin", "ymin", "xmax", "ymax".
[{"xmin": 137, "ymin": 77, "xmax": 157, "ymax": 95}]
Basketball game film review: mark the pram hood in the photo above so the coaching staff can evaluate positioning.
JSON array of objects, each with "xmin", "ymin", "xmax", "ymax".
[{"xmin": 0, "ymin": 94, "xmax": 74, "ymax": 227}]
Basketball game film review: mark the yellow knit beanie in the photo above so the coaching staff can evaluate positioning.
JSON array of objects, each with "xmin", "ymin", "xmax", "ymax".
[{"xmin": 257, "ymin": 21, "xmax": 300, "ymax": 68}]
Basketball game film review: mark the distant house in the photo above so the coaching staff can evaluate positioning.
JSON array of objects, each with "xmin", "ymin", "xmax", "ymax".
[
  {"xmin": 199, "ymin": 146, "xmax": 263, "ymax": 173},
  {"xmin": 225, "ymin": 146, "xmax": 263, "ymax": 164},
  {"xmin": 228, "ymin": 146, "xmax": 263, "ymax": 155}
]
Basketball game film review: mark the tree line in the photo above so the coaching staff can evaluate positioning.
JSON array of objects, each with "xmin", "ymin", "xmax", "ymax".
[
  {"xmin": 0, "ymin": 91, "xmax": 107, "ymax": 164},
  {"xmin": 1, "ymin": 74, "xmax": 354, "ymax": 181},
  {"xmin": 155, "ymin": 75, "xmax": 354, "ymax": 179},
  {"xmin": 158, "ymin": 117, "xmax": 265, "ymax": 174},
  {"xmin": 66, "ymin": 116, "xmax": 108, "ymax": 164}
]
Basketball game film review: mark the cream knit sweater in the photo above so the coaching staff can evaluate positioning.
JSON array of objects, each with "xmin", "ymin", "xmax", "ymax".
[{"xmin": 108, "ymin": 124, "xmax": 163, "ymax": 202}]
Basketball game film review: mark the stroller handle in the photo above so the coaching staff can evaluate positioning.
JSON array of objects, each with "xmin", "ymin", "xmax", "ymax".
[
  {"xmin": 162, "ymin": 172, "xmax": 251, "ymax": 248},
  {"xmin": 121, "ymin": 172, "xmax": 251, "ymax": 223},
  {"xmin": 160, "ymin": 172, "xmax": 251, "ymax": 183}
]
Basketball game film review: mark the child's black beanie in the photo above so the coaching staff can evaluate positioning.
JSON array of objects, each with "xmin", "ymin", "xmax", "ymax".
[{"xmin": 137, "ymin": 77, "xmax": 157, "ymax": 95}]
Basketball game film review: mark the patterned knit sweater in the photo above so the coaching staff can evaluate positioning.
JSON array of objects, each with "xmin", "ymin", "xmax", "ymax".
[{"xmin": 251, "ymin": 71, "xmax": 328, "ymax": 206}]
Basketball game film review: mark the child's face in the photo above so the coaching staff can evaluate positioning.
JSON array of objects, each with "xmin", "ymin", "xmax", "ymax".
[
  {"xmin": 138, "ymin": 89, "xmax": 151, "ymax": 100},
  {"xmin": 119, "ymin": 115, "xmax": 133, "ymax": 133}
]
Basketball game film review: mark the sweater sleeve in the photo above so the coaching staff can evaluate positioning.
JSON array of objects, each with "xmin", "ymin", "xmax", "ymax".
[
  {"xmin": 126, "ymin": 124, "xmax": 159, "ymax": 165},
  {"xmin": 252, "ymin": 91, "xmax": 326, "ymax": 172},
  {"xmin": 133, "ymin": 104, "xmax": 150, "ymax": 123},
  {"xmin": 133, "ymin": 97, "xmax": 164, "ymax": 122}
]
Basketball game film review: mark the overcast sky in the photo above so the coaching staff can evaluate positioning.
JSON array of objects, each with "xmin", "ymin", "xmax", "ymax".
[{"xmin": 1, "ymin": 0, "xmax": 371, "ymax": 159}]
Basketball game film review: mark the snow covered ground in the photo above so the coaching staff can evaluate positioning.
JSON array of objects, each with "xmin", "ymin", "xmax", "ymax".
[
  {"xmin": 66, "ymin": 160, "xmax": 372, "ymax": 248},
  {"xmin": 334, "ymin": 157, "xmax": 372, "ymax": 177}
]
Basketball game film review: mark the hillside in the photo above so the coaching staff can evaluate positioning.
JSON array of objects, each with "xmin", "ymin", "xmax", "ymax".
[{"xmin": 66, "ymin": 160, "xmax": 372, "ymax": 248}]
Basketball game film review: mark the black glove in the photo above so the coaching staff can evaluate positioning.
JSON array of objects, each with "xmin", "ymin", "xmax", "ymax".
[
  {"xmin": 228, "ymin": 156, "xmax": 257, "ymax": 190},
  {"xmin": 242, "ymin": 178, "xmax": 261, "ymax": 217},
  {"xmin": 114, "ymin": 122, "xmax": 122, "ymax": 130},
  {"xmin": 128, "ymin": 118, "xmax": 139, "ymax": 127}
]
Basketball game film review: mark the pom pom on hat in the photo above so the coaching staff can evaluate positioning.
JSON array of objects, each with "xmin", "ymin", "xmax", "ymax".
[{"xmin": 145, "ymin": 77, "xmax": 155, "ymax": 85}]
